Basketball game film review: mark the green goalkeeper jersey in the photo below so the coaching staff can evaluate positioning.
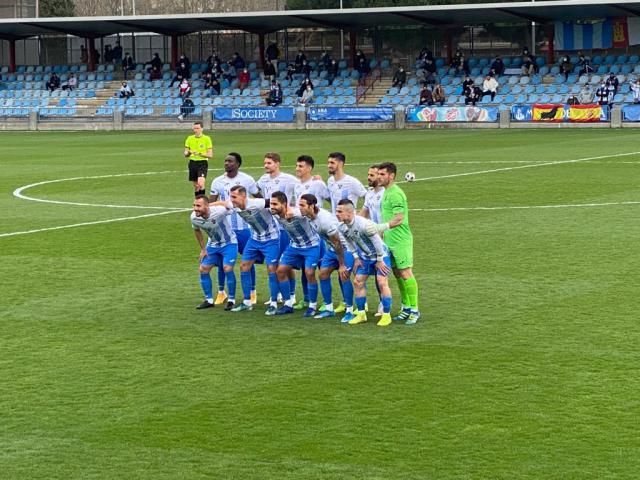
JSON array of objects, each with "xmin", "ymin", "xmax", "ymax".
[{"xmin": 381, "ymin": 183, "xmax": 413, "ymax": 245}]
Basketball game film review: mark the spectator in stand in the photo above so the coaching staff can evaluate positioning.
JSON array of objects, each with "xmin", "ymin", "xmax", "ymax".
[
  {"xmin": 432, "ymin": 84, "xmax": 446, "ymax": 106},
  {"xmin": 451, "ymin": 47, "xmax": 463, "ymax": 69},
  {"xmin": 481, "ymin": 75, "xmax": 499, "ymax": 101},
  {"xmin": 327, "ymin": 59, "xmax": 339, "ymax": 85},
  {"xmin": 237, "ymin": 67, "xmax": 250, "ymax": 92},
  {"xmin": 209, "ymin": 60, "xmax": 222, "ymax": 78},
  {"xmin": 266, "ymin": 80, "xmax": 283, "ymax": 106},
  {"xmin": 560, "ymin": 55, "xmax": 573, "ymax": 81},
  {"xmin": 357, "ymin": 56, "xmax": 370, "ymax": 78},
  {"xmin": 300, "ymin": 59, "xmax": 312, "ymax": 78},
  {"xmin": 522, "ymin": 51, "xmax": 536, "ymax": 76},
  {"xmin": 296, "ymin": 77, "xmax": 314, "ymax": 97},
  {"xmin": 631, "ymin": 79, "xmax": 640, "ymax": 104},
  {"xmin": 299, "ymin": 84, "xmax": 314, "ymax": 105},
  {"xmin": 319, "ymin": 51, "xmax": 331, "ymax": 71},
  {"xmin": 294, "ymin": 50, "xmax": 307, "ymax": 72},
  {"xmin": 178, "ymin": 78, "xmax": 191, "ymax": 100},
  {"xmin": 80, "ymin": 45, "xmax": 88, "ymax": 63},
  {"xmin": 104, "ymin": 44, "xmax": 112, "ymax": 63},
  {"xmin": 417, "ymin": 58, "xmax": 437, "ymax": 85},
  {"xmin": 465, "ymin": 85, "xmax": 482, "ymax": 106},
  {"xmin": 419, "ymin": 47, "xmax": 434, "ymax": 62},
  {"xmin": 419, "ymin": 86, "xmax": 433, "ymax": 106},
  {"xmin": 355, "ymin": 49, "xmax": 367, "ymax": 67},
  {"xmin": 119, "ymin": 81, "xmax": 134, "ymax": 99},
  {"xmin": 46, "ymin": 72, "xmax": 60, "ymax": 92},
  {"xmin": 265, "ymin": 42, "xmax": 280, "ymax": 71},
  {"xmin": 91, "ymin": 48, "xmax": 101, "ymax": 64},
  {"xmin": 207, "ymin": 51, "xmax": 221, "ymax": 67},
  {"xmin": 62, "ymin": 73, "xmax": 77, "ymax": 91},
  {"xmin": 578, "ymin": 84, "xmax": 593, "ymax": 104},
  {"xmin": 578, "ymin": 51, "xmax": 593, "ymax": 76},
  {"xmin": 209, "ymin": 78, "xmax": 221, "ymax": 96},
  {"xmin": 606, "ymin": 73, "xmax": 619, "ymax": 96},
  {"xmin": 286, "ymin": 63, "xmax": 297, "ymax": 81},
  {"xmin": 263, "ymin": 60, "xmax": 276, "ymax": 81},
  {"xmin": 567, "ymin": 94, "xmax": 579, "ymax": 105},
  {"xmin": 392, "ymin": 67, "xmax": 407, "ymax": 89},
  {"xmin": 595, "ymin": 82, "xmax": 610, "ymax": 106},
  {"xmin": 112, "ymin": 42, "xmax": 123, "ymax": 65},
  {"xmin": 462, "ymin": 76, "xmax": 474, "ymax": 95},
  {"xmin": 231, "ymin": 52, "xmax": 245, "ymax": 70},
  {"xmin": 148, "ymin": 52, "xmax": 162, "ymax": 73},
  {"xmin": 454, "ymin": 52, "xmax": 470, "ymax": 76},
  {"xmin": 178, "ymin": 54, "xmax": 191, "ymax": 72},
  {"xmin": 171, "ymin": 62, "xmax": 190, "ymax": 87},
  {"xmin": 149, "ymin": 66, "xmax": 162, "ymax": 81},
  {"xmin": 122, "ymin": 52, "xmax": 135, "ymax": 79},
  {"xmin": 490, "ymin": 56, "xmax": 505, "ymax": 77},
  {"xmin": 223, "ymin": 62, "xmax": 236, "ymax": 83}
]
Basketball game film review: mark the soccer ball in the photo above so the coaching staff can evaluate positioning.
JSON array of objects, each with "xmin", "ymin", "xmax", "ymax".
[{"xmin": 404, "ymin": 171, "xmax": 416, "ymax": 182}]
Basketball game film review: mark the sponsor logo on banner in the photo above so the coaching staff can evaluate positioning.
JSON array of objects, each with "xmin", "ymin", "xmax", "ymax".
[
  {"xmin": 307, "ymin": 107, "xmax": 394, "ymax": 122},
  {"xmin": 213, "ymin": 107, "xmax": 295, "ymax": 122},
  {"xmin": 406, "ymin": 106, "xmax": 498, "ymax": 123}
]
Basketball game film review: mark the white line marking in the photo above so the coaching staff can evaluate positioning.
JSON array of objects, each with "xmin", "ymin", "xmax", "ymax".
[
  {"xmin": 0, "ymin": 209, "xmax": 189, "ymax": 238},
  {"xmin": 405, "ymin": 151, "xmax": 640, "ymax": 183},
  {"xmin": 410, "ymin": 200, "xmax": 640, "ymax": 212},
  {"xmin": 13, "ymin": 171, "xmax": 187, "ymax": 210}
]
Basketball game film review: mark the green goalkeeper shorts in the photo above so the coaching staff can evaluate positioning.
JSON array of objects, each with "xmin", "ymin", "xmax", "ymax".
[{"xmin": 386, "ymin": 242, "xmax": 413, "ymax": 269}]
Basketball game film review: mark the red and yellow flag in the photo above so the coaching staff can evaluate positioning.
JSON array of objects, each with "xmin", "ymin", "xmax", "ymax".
[
  {"xmin": 569, "ymin": 104, "xmax": 602, "ymax": 122},
  {"xmin": 613, "ymin": 18, "xmax": 629, "ymax": 48},
  {"xmin": 532, "ymin": 104, "xmax": 564, "ymax": 122}
]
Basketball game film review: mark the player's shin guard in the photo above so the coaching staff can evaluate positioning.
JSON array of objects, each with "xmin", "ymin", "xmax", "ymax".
[
  {"xmin": 301, "ymin": 274, "xmax": 309, "ymax": 302},
  {"xmin": 240, "ymin": 271, "xmax": 252, "ymax": 301},
  {"xmin": 340, "ymin": 279, "xmax": 354, "ymax": 308},
  {"xmin": 381, "ymin": 296, "xmax": 392, "ymax": 314},
  {"xmin": 320, "ymin": 278, "xmax": 333, "ymax": 305},
  {"xmin": 355, "ymin": 296, "xmax": 367, "ymax": 312},
  {"xmin": 225, "ymin": 270, "xmax": 236, "ymax": 301},
  {"xmin": 268, "ymin": 272, "xmax": 279, "ymax": 303},
  {"xmin": 404, "ymin": 277, "xmax": 419, "ymax": 310},
  {"xmin": 200, "ymin": 272, "xmax": 213, "ymax": 301}
]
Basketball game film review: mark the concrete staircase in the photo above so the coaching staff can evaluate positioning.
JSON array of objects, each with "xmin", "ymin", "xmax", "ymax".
[{"xmin": 358, "ymin": 77, "xmax": 393, "ymax": 106}]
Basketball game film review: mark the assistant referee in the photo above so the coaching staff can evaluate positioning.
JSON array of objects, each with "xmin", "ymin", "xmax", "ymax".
[{"xmin": 184, "ymin": 121, "xmax": 213, "ymax": 197}]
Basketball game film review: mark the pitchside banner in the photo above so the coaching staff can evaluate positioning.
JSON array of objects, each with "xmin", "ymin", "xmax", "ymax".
[
  {"xmin": 307, "ymin": 107, "xmax": 394, "ymax": 122},
  {"xmin": 406, "ymin": 106, "xmax": 499, "ymax": 122},
  {"xmin": 512, "ymin": 104, "xmax": 608, "ymax": 122},
  {"xmin": 622, "ymin": 105, "xmax": 640, "ymax": 121},
  {"xmin": 213, "ymin": 107, "xmax": 295, "ymax": 122}
]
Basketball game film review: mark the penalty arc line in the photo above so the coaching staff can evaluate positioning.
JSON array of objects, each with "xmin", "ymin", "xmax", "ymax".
[{"xmin": 0, "ymin": 209, "xmax": 190, "ymax": 239}]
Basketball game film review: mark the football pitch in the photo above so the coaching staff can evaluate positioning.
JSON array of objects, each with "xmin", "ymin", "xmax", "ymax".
[{"xmin": 1, "ymin": 129, "xmax": 639, "ymax": 479}]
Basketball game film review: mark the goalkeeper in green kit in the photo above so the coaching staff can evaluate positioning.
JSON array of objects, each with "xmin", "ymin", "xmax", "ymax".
[{"xmin": 373, "ymin": 162, "xmax": 421, "ymax": 324}]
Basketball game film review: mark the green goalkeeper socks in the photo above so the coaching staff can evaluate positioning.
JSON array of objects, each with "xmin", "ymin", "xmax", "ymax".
[
  {"xmin": 396, "ymin": 277, "xmax": 410, "ymax": 307},
  {"xmin": 404, "ymin": 277, "xmax": 419, "ymax": 310}
]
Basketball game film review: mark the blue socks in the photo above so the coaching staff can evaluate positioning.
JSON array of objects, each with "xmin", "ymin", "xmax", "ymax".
[
  {"xmin": 320, "ymin": 278, "xmax": 333, "ymax": 304},
  {"xmin": 268, "ymin": 272, "xmax": 279, "ymax": 303},
  {"xmin": 289, "ymin": 277, "xmax": 296, "ymax": 300},
  {"xmin": 308, "ymin": 282, "xmax": 318, "ymax": 304},
  {"xmin": 381, "ymin": 295, "xmax": 392, "ymax": 314},
  {"xmin": 355, "ymin": 296, "xmax": 367, "ymax": 312},
  {"xmin": 279, "ymin": 280, "xmax": 291, "ymax": 300},
  {"xmin": 340, "ymin": 279, "xmax": 354, "ymax": 308},
  {"xmin": 301, "ymin": 274, "xmax": 309, "ymax": 302},
  {"xmin": 250, "ymin": 264, "xmax": 256, "ymax": 291},
  {"xmin": 240, "ymin": 271, "xmax": 252, "ymax": 301},
  {"xmin": 225, "ymin": 270, "xmax": 236, "ymax": 301},
  {"xmin": 217, "ymin": 262, "xmax": 225, "ymax": 292},
  {"xmin": 200, "ymin": 272, "xmax": 213, "ymax": 300}
]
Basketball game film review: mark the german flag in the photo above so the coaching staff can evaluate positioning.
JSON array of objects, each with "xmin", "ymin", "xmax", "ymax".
[{"xmin": 532, "ymin": 104, "xmax": 565, "ymax": 122}]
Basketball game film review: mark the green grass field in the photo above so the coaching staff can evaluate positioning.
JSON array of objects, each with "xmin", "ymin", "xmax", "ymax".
[{"xmin": 2, "ymin": 129, "xmax": 640, "ymax": 479}]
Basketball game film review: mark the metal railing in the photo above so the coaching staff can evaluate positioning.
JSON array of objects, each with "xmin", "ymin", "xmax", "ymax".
[{"xmin": 356, "ymin": 67, "xmax": 381, "ymax": 104}]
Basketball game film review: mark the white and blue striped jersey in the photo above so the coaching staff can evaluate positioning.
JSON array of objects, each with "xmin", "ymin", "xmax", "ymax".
[
  {"xmin": 310, "ymin": 208, "xmax": 347, "ymax": 251},
  {"xmin": 339, "ymin": 215, "xmax": 388, "ymax": 261},
  {"xmin": 191, "ymin": 206, "xmax": 237, "ymax": 248},
  {"xmin": 327, "ymin": 174, "xmax": 367, "ymax": 213},
  {"xmin": 210, "ymin": 171, "xmax": 258, "ymax": 231},
  {"xmin": 294, "ymin": 177, "xmax": 330, "ymax": 207},
  {"xmin": 275, "ymin": 208, "xmax": 320, "ymax": 248},
  {"xmin": 363, "ymin": 186, "xmax": 385, "ymax": 223},
  {"xmin": 256, "ymin": 172, "xmax": 299, "ymax": 206},
  {"xmin": 233, "ymin": 198, "xmax": 280, "ymax": 242}
]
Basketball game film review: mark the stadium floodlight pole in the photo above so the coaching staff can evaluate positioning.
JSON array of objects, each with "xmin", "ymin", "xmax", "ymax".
[
  {"xmin": 340, "ymin": 0, "xmax": 344, "ymax": 60},
  {"xmin": 531, "ymin": 0, "xmax": 536, "ymax": 56}
]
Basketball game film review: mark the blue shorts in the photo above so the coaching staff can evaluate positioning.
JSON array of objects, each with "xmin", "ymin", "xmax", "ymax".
[
  {"xmin": 235, "ymin": 229, "xmax": 250, "ymax": 254},
  {"xmin": 242, "ymin": 237, "xmax": 281, "ymax": 266},
  {"xmin": 280, "ymin": 244, "xmax": 322, "ymax": 270},
  {"xmin": 356, "ymin": 255, "xmax": 392, "ymax": 277},
  {"xmin": 320, "ymin": 247, "xmax": 355, "ymax": 271},
  {"xmin": 202, "ymin": 243, "xmax": 238, "ymax": 267},
  {"xmin": 278, "ymin": 229, "xmax": 290, "ymax": 255}
]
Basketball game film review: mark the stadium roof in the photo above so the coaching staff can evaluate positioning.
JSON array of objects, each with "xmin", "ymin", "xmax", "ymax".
[{"xmin": 0, "ymin": 0, "xmax": 639, "ymax": 40}]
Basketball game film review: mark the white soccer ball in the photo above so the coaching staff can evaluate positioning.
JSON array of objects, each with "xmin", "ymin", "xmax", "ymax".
[{"xmin": 404, "ymin": 171, "xmax": 416, "ymax": 182}]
